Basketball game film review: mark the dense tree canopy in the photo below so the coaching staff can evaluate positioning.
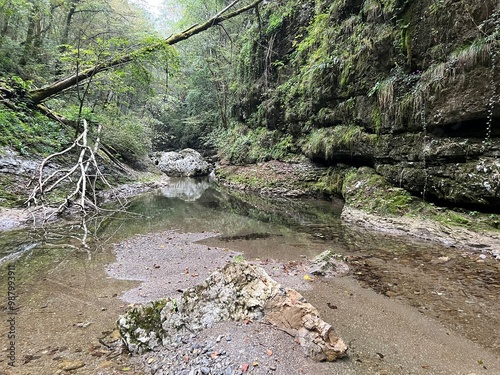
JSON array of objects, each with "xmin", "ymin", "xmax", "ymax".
[{"xmin": 0, "ymin": 0, "xmax": 264, "ymax": 157}]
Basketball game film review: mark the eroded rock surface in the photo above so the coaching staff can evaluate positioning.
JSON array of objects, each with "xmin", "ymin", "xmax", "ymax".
[
  {"xmin": 150, "ymin": 149, "xmax": 211, "ymax": 177},
  {"xmin": 118, "ymin": 262, "xmax": 347, "ymax": 361}
]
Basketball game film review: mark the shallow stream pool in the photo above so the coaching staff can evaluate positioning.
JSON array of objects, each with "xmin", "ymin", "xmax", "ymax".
[{"xmin": 0, "ymin": 178, "xmax": 499, "ymax": 374}]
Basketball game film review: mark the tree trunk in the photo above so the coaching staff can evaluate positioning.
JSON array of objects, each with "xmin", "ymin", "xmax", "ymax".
[
  {"xmin": 29, "ymin": 0, "xmax": 263, "ymax": 104},
  {"xmin": 60, "ymin": 0, "xmax": 79, "ymax": 48}
]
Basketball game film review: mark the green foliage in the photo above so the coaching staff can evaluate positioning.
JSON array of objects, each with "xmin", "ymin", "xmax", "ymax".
[
  {"xmin": 301, "ymin": 126, "xmax": 373, "ymax": 159},
  {"xmin": 343, "ymin": 167, "xmax": 416, "ymax": 216},
  {"xmin": 368, "ymin": 77, "xmax": 395, "ymax": 110},
  {"xmin": 371, "ymin": 105, "xmax": 382, "ymax": 135},
  {"xmin": 0, "ymin": 105, "xmax": 71, "ymax": 155},
  {"xmin": 64, "ymin": 105, "xmax": 99, "ymax": 123},
  {"xmin": 442, "ymin": 212, "xmax": 470, "ymax": 225},
  {"xmin": 393, "ymin": 35, "xmax": 496, "ymax": 126},
  {"xmin": 312, "ymin": 167, "xmax": 345, "ymax": 197},
  {"xmin": 264, "ymin": 0, "xmax": 295, "ymax": 35},
  {"xmin": 100, "ymin": 109, "xmax": 153, "ymax": 158},
  {"xmin": 233, "ymin": 254, "xmax": 245, "ymax": 263},
  {"xmin": 428, "ymin": 0, "xmax": 446, "ymax": 15},
  {"xmin": 211, "ymin": 125, "xmax": 293, "ymax": 164},
  {"xmin": 151, "ymin": 59, "xmax": 222, "ymax": 151},
  {"xmin": 272, "ymin": 0, "xmax": 398, "ymax": 126}
]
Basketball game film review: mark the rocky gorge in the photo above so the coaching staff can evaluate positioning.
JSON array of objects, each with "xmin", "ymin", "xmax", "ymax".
[
  {"xmin": 1, "ymin": 152, "xmax": 500, "ymax": 374},
  {"xmin": 227, "ymin": 0, "xmax": 499, "ymax": 214},
  {"xmin": 1, "ymin": 1, "xmax": 500, "ymax": 374}
]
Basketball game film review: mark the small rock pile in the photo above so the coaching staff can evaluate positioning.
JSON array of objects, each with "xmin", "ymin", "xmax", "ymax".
[
  {"xmin": 138, "ymin": 326, "xmax": 285, "ymax": 375},
  {"xmin": 119, "ymin": 262, "xmax": 348, "ymax": 374}
]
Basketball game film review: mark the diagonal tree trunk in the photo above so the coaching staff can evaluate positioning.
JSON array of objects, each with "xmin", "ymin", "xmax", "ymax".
[{"xmin": 29, "ymin": 0, "xmax": 263, "ymax": 104}]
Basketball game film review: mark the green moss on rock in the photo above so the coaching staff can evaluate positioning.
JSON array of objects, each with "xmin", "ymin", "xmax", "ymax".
[
  {"xmin": 117, "ymin": 299, "xmax": 169, "ymax": 353},
  {"xmin": 342, "ymin": 167, "xmax": 417, "ymax": 216}
]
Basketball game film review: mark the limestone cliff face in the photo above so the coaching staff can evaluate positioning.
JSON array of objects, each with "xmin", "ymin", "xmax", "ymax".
[{"xmin": 233, "ymin": 0, "xmax": 499, "ymax": 210}]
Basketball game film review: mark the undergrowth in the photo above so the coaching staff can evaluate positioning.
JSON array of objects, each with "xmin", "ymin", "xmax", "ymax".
[
  {"xmin": 0, "ymin": 105, "xmax": 71, "ymax": 155},
  {"xmin": 210, "ymin": 125, "xmax": 294, "ymax": 164},
  {"xmin": 301, "ymin": 126, "xmax": 374, "ymax": 159}
]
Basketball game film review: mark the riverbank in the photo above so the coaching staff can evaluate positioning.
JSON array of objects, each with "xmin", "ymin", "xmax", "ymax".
[
  {"xmin": 0, "ymin": 177, "xmax": 171, "ymax": 231},
  {"xmin": 214, "ymin": 161, "xmax": 500, "ymax": 260},
  {"xmin": 3, "ymin": 147, "xmax": 500, "ymax": 260},
  {"xmin": 342, "ymin": 206, "xmax": 500, "ymax": 259}
]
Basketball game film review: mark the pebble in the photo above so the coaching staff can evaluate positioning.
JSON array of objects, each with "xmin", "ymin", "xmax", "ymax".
[
  {"xmin": 140, "ymin": 330, "xmax": 282, "ymax": 375},
  {"xmin": 58, "ymin": 360, "xmax": 85, "ymax": 371}
]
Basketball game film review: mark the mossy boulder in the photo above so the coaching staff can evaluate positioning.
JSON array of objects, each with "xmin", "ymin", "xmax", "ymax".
[
  {"xmin": 117, "ymin": 262, "xmax": 347, "ymax": 361},
  {"xmin": 117, "ymin": 299, "xmax": 168, "ymax": 354}
]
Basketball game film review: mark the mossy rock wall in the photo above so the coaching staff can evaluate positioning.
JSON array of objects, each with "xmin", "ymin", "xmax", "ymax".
[{"xmin": 229, "ymin": 0, "xmax": 500, "ymax": 211}]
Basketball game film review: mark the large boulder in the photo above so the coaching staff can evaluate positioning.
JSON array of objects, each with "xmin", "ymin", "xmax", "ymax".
[
  {"xmin": 117, "ymin": 262, "xmax": 347, "ymax": 361},
  {"xmin": 151, "ymin": 149, "xmax": 211, "ymax": 177}
]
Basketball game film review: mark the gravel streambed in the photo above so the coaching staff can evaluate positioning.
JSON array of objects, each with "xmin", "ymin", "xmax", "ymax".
[
  {"xmin": 106, "ymin": 230, "xmax": 344, "ymax": 375},
  {"xmin": 134, "ymin": 320, "xmax": 331, "ymax": 375},
  {"xmin": 106, "ymin": 229, "xmax": 500, "ymax": 375}
]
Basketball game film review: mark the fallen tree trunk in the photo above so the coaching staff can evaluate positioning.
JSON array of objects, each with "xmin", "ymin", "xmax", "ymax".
[{"xmin": 28, "ymin": 0, "xmax": 263, "ymax": 104}]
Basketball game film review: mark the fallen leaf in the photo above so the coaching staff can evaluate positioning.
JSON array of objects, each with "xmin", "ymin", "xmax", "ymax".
[
  {"xmin": 303, "ymin": 274, "xmax": 313, "ymax": 281},
  {"xmin": 253, "ymin": 361, "xmax": 259, "ymax": 367},
  {"xmin": 327, "ymin": 302, "xmax": 338, "ymax": 309},
  {"xmin": 241, "ymin": 363, "xmax": 249, "ymax": 373},
  {"xmin": 265, "ymin": 349, "xmax": 273, "ymax": 356}
]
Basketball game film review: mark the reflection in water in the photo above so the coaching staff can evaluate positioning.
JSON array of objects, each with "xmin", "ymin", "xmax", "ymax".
[
  {"xmin": 99, "ymin": 182, "xmax": 344, "ymax": 243},
  {"xmin": 0, "ymin": 180, "xmax": 344, "ymax": 266},
  {"xmin": 0, "ymin": 241, "xmax": 38, "ymax": 265},
  {"xmin": 160, "ymin": 177, "xmax": 211, "ymax": 201}
]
